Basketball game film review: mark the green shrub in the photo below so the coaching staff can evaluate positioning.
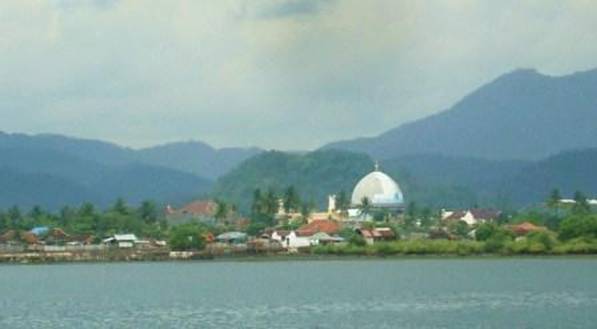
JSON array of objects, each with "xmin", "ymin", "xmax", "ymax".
[
  {"xmin": 553, "ymin": 238, "xmax": 597, "ymax": 254},
  {"xmin": 559, "ymin": 214, "xmax": 597, "ymax": 240},
  {"xmin": 349, "ymin": 234, "xmax": 367, "ymax": 247},
  {"xmin": 527, "ymin": 231, "xmax": 556, "ymax": 250},
  {"xmin": 168, "ymin": 223, "xmax": 207, "ymax": 251}
]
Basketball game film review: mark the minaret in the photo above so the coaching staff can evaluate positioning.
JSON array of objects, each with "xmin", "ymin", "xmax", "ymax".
[{"xmin": 328, "ymin": 195, "xmax": 337, "ymax": 214}]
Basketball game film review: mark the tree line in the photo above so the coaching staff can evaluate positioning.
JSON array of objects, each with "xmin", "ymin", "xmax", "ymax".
[{"xmin": 0, "ymin": 198, "xmax": 166, "ymax": 241}]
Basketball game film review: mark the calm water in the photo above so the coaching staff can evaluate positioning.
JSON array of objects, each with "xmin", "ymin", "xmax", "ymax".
[{"xmin": 1, "ymin": 258, "xmax": 596, "ymax": 328}]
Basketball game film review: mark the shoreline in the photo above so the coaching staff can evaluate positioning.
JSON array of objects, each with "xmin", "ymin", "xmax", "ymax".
[{"xmin": 2, "ymin": 250, "xmax": 597, "ymax": 265}]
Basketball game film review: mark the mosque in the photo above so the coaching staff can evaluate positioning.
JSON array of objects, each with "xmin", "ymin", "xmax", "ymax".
[
  {"xmin": 328, "ymin": 162, "xmax": 405, "ymax": 221},
  {"xmin": 278, "ymin": 162, "xmax": 404, "ymax": 223},
  {"xmin": 351, "ymin": 163, "xmax": 404, "ymax": 208}
]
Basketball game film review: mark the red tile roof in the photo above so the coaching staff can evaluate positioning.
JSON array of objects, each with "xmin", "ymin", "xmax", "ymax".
[
  {"xmin": 508, "ymin": 222, "xmax": 547, "ymax": 235},
  {"xmin": 297, "ymin": 220, "xmax": 341, "ymax": 236}
]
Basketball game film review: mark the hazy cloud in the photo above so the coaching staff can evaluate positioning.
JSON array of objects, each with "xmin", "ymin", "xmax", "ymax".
[
  {"xmin": 257, "ymin": 0, "xmax": 333, "ymax": 19},
  {"xmin": 1, "ymin": 0, "xmax": 596, "ymax": 149}
]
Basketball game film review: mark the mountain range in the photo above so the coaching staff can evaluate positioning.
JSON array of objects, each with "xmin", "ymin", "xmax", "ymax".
[
  {"xmin": 2, "ymin": 67, "xmax": 597, "ymax": 211},
  {"xmin": 0, "ymin": 132, "xmax": 260, "ymax": 210}
]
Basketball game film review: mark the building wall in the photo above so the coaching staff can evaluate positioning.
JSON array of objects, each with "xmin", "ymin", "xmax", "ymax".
[{"xmin": 285, "ymin": 232, "xmax": 311, "ymax": 249}]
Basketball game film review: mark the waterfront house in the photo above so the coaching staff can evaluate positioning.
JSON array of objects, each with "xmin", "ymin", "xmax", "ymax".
[
  {"xmin": 356, "ymin": 227, "xmax": 396, "ymax": 245},
  {"xmin": 247, "ymin": 238, "xmax": 284, "ymax": 252},
  {"xmin": 215, "ymin": 231, "xmax": 247, "ymax": 244},
  {"xmin": 266, "ymin": 230, "xmax": 290, "ymax": 243},
  {"xmin": 284, "ymin": 230, "xmax": 312, "ymax": 249},
  {"xmin": 309, "ymin": 232, "xmax": 344, "ymax": 245},
  {"xmin": 30, "ymin": 226, "xmax": 49, "ymax": 236},
  {"xmin": 103, "ymin": 234, "xmax": 138, "ymax": 248},
  {"xmin": 283, "ymin": 220, "xmax": 344, "ymax": 250},
  {"xmin": 21, "ymin": 231, "xmax": 40, "ymax": 245},
  {"xmin": 67, "ymin": 234, "xmax": 95, "ymax": 245},
  {"xmin": 297, "ymin": 220, "xmax": 342, "ymax": 236},
  {"xmin": 45, "ymin": 228, "xmax": 70, "ymax": 245}
]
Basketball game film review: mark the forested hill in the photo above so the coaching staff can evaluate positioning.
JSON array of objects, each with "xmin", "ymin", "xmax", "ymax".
[
  {"xmin": 213, "ymin": 149, "xmax": 597, "ymax": 213},
  {"xmin": 500, "ymin": 148, "xmax": 597, "ymax": 206},
  {"xmin": 323, "ymin": 68, "xmax": 597, "ymax": 161},
  {"xmin": 0, "ymin": 146, "xmax": 213, "ymax": 210},
  {"xmin": 212, "ymin": 150, "xmax": 375, "ymax": 212}
]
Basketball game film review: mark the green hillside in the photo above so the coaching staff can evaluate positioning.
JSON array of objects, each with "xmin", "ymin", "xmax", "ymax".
[{"xmin": 212, "ymin": 150, "xmax": 374, "ymax": 212}]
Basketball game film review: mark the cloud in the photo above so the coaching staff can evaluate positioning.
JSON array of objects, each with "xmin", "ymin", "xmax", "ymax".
[
  {"xmin": 256, "ymin": 0, "xmax": 333, "ymax": 19},
  {"xmin": 0, "ymin": 0, "xmax": 596, "ymax": 150},
  {"xmin": 50, "ymin": 0, "xmax": 120, "ymax": 10}
]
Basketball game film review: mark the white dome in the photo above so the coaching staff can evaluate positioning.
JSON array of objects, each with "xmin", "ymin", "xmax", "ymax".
[{"xmin": 351, "ymin": 169, "xmax": 404, "ymax": 207}]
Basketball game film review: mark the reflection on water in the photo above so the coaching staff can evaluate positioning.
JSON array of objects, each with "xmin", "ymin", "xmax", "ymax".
[{"xmin": 1, "ymin": 259, "xmax": 596, "ymax": 328}]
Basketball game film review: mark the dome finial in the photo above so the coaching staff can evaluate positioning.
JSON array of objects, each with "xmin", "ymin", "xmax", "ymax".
[{"xmin": 374, "ymin": 160, "xmax": 379, "ymax": 171}]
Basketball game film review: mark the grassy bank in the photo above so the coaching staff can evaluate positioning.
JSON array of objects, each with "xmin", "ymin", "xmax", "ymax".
[{"xmin": 311, "ymin": 238, "xmax": 597, "ymax": 256}]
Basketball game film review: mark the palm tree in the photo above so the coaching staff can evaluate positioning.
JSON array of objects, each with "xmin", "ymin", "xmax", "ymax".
[
  {"xmin": 283, "ymin": 186, "xmax": 300, "ymax": 213},
  {"xmin": 358, "ymin": 197, "xmax": 372, "ymax": 219},
  {"xmin": 300, "ymin": 202, "xmax": 312, "ymax": 222},
  {"xmin": 251, "ymin": 188, "xmax": 263, "ymax": 216},
  {"xmin": 264, "ymin": 189, "xmax": 279, "ymax": 216},
  {"xmin": 546, "ymin": 189, "xmax": 561, "ymax": 217},
  {"xmin": 138, "ymin": 200, "xmax": 158, "ymax": 224},
  {"xmin": 336, "ymin": 190, "xmax": 349, "ymax": 214},
  {"xmin": 405, "ymin": 201, "xmax": 418, "ymax": 227},
  {"xmin": 572, "ymin": 190, "xmax": 590, "ymax": 214},
  {"xmin": 214, "ymin": 200, "xmax": 229, "ymax": 224}
]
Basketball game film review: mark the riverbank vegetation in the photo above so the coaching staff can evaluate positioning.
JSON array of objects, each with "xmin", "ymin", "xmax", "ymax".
[{"xmin": 312, "ymin": 190, "xmax": 597, "ymax": 256}]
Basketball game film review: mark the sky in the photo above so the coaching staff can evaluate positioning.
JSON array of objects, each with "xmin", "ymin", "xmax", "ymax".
[{"xmin": 1, "ymin": 0, "xmax": 597, "ymax": 150}]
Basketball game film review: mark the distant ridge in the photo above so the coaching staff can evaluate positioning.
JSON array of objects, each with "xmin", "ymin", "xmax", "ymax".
[
  {"xmin": 137, "ymin": 141, "xmax": 262, "ymax": 179},
  {"xmin": 0, "ymin": 132, "xmax": 260, "ymax": 209},
  {"xmin": 322, "ymin": 67, "xmax": 597, "ymax": 161},
  {"xmin": 0, "ymin": 131, "xmax": 262, "ymax": 179}
]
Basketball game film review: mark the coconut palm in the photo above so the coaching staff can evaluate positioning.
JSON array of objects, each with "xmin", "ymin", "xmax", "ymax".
[{"xmin": 358, "ymin": 196, "xmax": 372, "ymax": 219}]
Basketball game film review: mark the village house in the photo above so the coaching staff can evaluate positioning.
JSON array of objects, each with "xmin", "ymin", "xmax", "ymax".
[
  {"xmin": 309, "ymin": 232, "xmax": 344, "ymax": 245},
  {"xmin": 265, "ymin": 229, "xmax": 290, "ymax": 243},
  {"xmin": 355, "ymin": 227, "xmax": 396, "ymax": 245},
  {"xmin": 441, "ymin": 209, "xmax": 502, "ymax": 225},
  {"xmin": 215, "ymin": 231, "xmax": 247, "ymax": 244},
  {"xmin": 103, "ymin": 234, "xmax": 138, "ymax": 248},
  {"xmin": 281, "ymin": 220, "xmax": 343, "ymax": 250}
]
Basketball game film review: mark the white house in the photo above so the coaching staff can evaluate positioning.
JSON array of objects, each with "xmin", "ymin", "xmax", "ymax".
[
  {"xmin": 270, "ymin": 230, "xmax": 289, "ymax": 243},
  {"xmin": 103, "ymin": 234, "xmax": 138, "ymax": 248},
  {"xmin": 309, "ymin": 232, "xmax": 344, "ymax": 246},
  {"xmin": 284, "ymin": 231, "xmax": 312, "ymax": 250},
  {"xmin": 559, "ymin": 198, "xmax": 597, "ymax": 205},
  {"xmin": 442, "ymin": 209, "xmax": 501, "ymax": 225}
]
